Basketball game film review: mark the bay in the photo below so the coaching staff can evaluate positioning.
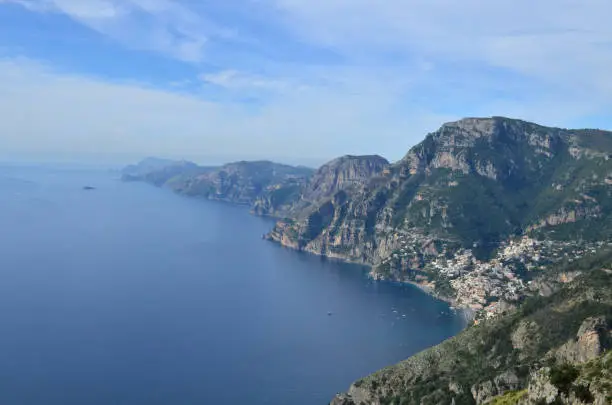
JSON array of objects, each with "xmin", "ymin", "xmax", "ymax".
[{"xmin": 0, "ymin": 164, "xmax": 464, "ymax": 405}]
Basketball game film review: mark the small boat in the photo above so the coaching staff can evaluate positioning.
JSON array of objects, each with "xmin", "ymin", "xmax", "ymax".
[{"xmin": 327, "ymin": 312, "xmax": 333, "ymax": 316}]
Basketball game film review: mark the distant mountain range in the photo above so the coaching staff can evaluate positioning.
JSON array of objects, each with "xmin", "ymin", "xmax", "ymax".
[
  {"xmin": 123, "ymin": 116, "xmax": 612, "ymax": 405},
  {"xmin": 122, "ymin": 158, "xmax": 314, "ymax": 207}
]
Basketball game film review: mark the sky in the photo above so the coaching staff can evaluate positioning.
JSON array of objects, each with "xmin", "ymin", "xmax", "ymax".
[{"xmin": 0, "ymin": 0, "xmax": 611, "ymax": 166}]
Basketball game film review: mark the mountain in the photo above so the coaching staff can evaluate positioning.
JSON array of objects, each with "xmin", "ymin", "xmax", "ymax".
[
  {"xmin": 121, "ymin": 158, "xmax": 314, "ymax": 208},
  {"xmin": 331, "ymin": 253, "xmax": 612, "ymax": 405},
  {"xmin": 121, "ymin": 157, "xmax": 207, "ymax": 186},
  {"xmin": 267, "ymin": 117, "xmax": 612, "ymax": 307},
  {"xmin": 166, "ymin": 160, "xmax": 313, "ymax": 206},
  {"xmin": 254, "ymin": 154, "xmax": 389, "ymax": 218}
]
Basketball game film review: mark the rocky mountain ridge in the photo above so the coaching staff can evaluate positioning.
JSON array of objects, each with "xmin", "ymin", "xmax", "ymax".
[
  {"xmin": 121, "ymin": 159, "xmax": 314, "ymax": 207},
  {"xmin": 256, "ymin": 154, "xmax": 389, "ymax": 218},
  {"xmin": 122, "ymin": 155, "xmax": 391, "ymax": 217}
]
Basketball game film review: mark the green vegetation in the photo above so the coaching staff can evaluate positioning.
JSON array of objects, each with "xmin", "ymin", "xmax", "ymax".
[
  {"xmin": 549, "ymin": 364, "xmax": 579, "ymax": 395},
  {"xmin": 304, "ymin": 201, "xmax": 335, "ymax": 242},
  {"xmin": 268, "ymin": 184, "xmax": 301, "ymax": 206},
  {"xmin": 573, "ymin": 384, "xmax": 594, "ymax": 403},
  {"xmin": 489, "ymin": 389, "xmax": 527, "ymax": 405}
]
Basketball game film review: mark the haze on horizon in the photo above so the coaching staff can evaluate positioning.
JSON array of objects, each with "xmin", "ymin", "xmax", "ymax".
[{"xmin": 0, "ymin": 0, "xmax": 611, "ymax": 166}]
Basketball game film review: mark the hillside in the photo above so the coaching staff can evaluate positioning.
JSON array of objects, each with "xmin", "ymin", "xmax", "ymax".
[
  {"xmin": 267, "ymin": 117, "xmax": 612, "ymax": 316},
  {"xmin": 331, "ymin": 259, "xmax": 612, "ymax": 405}
]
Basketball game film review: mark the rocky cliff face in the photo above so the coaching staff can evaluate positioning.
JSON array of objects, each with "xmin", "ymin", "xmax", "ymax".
[
  {"xmin": 264, "ymin": 154, "xmax": 391, "ymax": 262},
  {"xmin": 552, "ymin": 316, "xmax": 612, "ymax": 365},
  {"xmin": 524, "ymin": 351, "xmax": 612, "ymax": 405},
  {"xmin": 294, "ymin": 155, "xmax": 390, "ymax": 210},
  {"xmin": 255, "ymin": 154, "xmax": 389, "ymax": 218}
]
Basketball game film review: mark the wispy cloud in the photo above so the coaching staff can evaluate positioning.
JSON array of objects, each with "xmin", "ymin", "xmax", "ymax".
[
  {"xmin": 200, "ymin": 70, "xmax": 293, "ymax": 93},
  {"xmin": 1, "ymin": 0, "xmax": 231, "ymax": 62},
  {"xmin": 9, "ymin": 0, "xmax": 611, "ymax": 103},
  {"xmin": 268, "ymin": 0, "xmax": 612, "ymax": 99}
]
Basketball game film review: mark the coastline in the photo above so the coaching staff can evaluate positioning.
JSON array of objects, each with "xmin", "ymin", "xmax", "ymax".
[
  {"xmin": 371, "ymin": 273, "xmax": 477, "ymax": 326},
  {"xmin": 264, "ymin": 236, "xmax": 475, "ymax": 326},
  {"xmin": 387, "ymin": 278, "xmax": 476, "ymax": 326}
]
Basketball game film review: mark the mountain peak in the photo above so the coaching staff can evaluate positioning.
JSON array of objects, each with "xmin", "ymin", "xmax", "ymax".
[
  {"xmin": 297, "ymin": 155, "xmax": 389, "ymax": 205},
  {"xmin": 326, "ymin": 154, "xmax": 389, "ymax": 166},
  {"xmin": 437, "ymin": 116, "xmax": 551, "ymax": 140}
]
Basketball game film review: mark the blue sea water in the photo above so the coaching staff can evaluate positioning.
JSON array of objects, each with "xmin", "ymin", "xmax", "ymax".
[{"xmin": 0, "ymin": 164, "xmax": 464, "ymax": 405}]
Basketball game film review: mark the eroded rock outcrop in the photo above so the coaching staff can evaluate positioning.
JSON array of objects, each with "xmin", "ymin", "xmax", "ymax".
[{"xmin": 553, "ymin": 316, "xmax": 611, "ymax": 364}]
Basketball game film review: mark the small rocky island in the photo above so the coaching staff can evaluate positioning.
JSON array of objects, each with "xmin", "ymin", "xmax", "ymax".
[{"xmin": 123, "ymin": 116, "xmax": 612, "ymax": 405}]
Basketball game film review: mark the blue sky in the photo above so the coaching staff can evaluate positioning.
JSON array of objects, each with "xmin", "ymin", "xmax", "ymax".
[{"xmin": 0, "ymin": 0, "xmax": 611, "ymax": 166}]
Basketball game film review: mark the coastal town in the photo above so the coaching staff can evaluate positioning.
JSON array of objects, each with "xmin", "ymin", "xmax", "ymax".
[{"xmin": 377, "ymin": 232, "xmax": 611, "ymax": 321}]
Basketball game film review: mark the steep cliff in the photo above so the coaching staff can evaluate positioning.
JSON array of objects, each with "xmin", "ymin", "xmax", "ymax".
[
  {"xmin": 253, "ymin": 155, "xmax": 389, "ymax": 217},
  {"xmin": 291, "ymin": 154, "xmax": 390, "ymax": 213},
  {"xmin": 263, "ymin": 154, "xmax": 391, "ymax": 260}
]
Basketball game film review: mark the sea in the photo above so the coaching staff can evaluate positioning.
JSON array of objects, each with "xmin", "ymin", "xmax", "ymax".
[{"xmin": 0, "ymin": 164, "xmax": 465, "ymax": 405}]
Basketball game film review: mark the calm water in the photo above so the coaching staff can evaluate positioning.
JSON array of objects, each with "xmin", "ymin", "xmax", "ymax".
[{"xmin": 0, "ymin": 164, "xmax": 464, "ymax": 405}]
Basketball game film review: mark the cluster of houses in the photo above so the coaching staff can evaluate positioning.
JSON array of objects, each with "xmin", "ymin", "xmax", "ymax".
[
  {"xmin": 428, "ymin": 236, "xmax": 609, "ymax": 319},
  {"xmin": 377, "ymin": 230, "xmax": 611, "ymax": 320}
]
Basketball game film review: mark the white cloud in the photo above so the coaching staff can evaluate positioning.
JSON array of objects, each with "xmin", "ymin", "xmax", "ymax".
[
  {"xmin": 1, "ymin": 0, "xmax": 224, "ymax": 62},
  {"xmin": 200, "ymin": 70, "xmax": 292, "ymax": 93},
  {"xmin": 0, "ymin": 0, "xmax": 49, "ymax": 12},
  {"xmin": 48, "ymin": 0, "xmax": 122, "ymax": 19}
]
